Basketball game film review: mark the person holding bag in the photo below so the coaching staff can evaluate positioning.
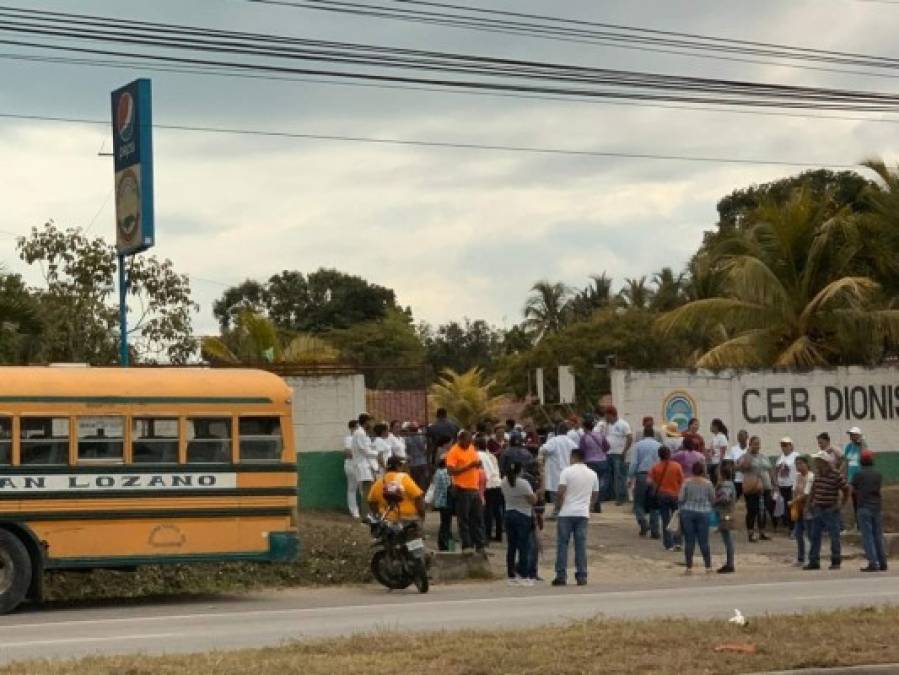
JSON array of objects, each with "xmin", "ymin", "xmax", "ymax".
[
  {"xmin": 648, "ymin": 445, "xmax": 684, "ymax": 552},
  {"xmin": 715, "ymin": 463, "xmax": 737, "ymax": 574},
  {"xmin": 739, "ymin": 436, "xmax": 773, "ymax": 543}
]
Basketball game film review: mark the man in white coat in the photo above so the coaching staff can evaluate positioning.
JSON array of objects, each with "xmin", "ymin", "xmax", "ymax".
[
  {"xmin": 352, "ymin": 413, "xmax": 379, "ymax": 520},
  {"xmin": 541, "ymin": 422, "xmax": 578, "ymax": 519}
]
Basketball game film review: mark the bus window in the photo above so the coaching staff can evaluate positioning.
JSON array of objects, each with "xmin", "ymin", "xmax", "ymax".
[
  {"xmin": 239, "ymin": 417, "xmax": 283, "ymax": 462},
  {"xmin": 78, "ymin": 416, "xmax": 125, "ymax": 462},
  {"xmin": 133, "ymin": 417, "xmax": 179, "ymax": 464},
  {"xmin": 21, "ymin": 417, "xmax": 69, "ymax": 465},
  {"xmin": 186, "ymin": 417, "xmax": 231, "ymax": 463},
  {"xmin": 0, "ymin": 417, "xmax": 10, "ymax": 464}
]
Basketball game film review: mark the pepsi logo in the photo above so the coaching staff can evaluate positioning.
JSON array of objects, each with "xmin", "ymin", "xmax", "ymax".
[{"xmin": 115, "ymin": 92, "xmax": 135, "ymax": 143}]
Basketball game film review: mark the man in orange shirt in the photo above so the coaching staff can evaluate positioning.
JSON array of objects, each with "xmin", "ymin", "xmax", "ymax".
[{"xmin": 445, "ymin": 430, "xmax": 485, "ymax": 554}]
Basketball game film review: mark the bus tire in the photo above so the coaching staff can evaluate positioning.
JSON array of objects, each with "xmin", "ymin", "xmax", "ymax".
[{"xmin": 0, "ymin": 529, "xmax": 32, "ymax": 614}]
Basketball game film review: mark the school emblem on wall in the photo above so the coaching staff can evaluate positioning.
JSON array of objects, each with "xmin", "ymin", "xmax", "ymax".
[{"xmin": 662, "ymin": 390, "xmax": 698, "ymax": 432}]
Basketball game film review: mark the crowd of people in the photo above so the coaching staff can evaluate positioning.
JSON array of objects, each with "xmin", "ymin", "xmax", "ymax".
[{"xmin": 343, "ymin": 405, "xmax": 890, "ymax": 586}]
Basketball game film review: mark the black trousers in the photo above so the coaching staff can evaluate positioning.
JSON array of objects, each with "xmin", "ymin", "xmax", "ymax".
[
  {"xmin": 779, "ymin": 486, "xmax": 794, "ymax": 529},
  {"xmin": 483, "ymin": 487, "xmax": 505, "ymax": 541},
  {"xmin": 745, "ymin": 491, "xmax": 762, "ymax": 532},
  {"xmin": 454, "ymin": 488, "xmax": 485, "ymax": 551},
  {"xmin": 437, "ymin": 507, "xmax": 454, "ymax": 551}
]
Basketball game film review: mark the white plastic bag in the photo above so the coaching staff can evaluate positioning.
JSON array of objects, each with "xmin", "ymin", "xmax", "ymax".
[{"xmin": 773, "ymin": 492, "xmax": 785, "ymax": 518}]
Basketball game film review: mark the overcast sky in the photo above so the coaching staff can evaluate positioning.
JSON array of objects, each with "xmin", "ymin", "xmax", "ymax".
[{"xmin": 2, "ymin": 0, "xmax": 899, "ymax": 335}]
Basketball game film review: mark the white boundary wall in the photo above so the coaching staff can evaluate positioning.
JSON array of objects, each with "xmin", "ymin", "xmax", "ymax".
[
  {"xmin": 284, "ymin": 374, "xmax": 366, "ymax": 452},
  {"xmin": 611, "ymin": 367, "xmax": 899, "ymax": 452}
]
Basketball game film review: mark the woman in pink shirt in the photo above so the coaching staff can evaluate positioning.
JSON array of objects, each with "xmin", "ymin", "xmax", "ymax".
[{"xmin": 673, "ymin": 435, "xmax": 705, "ymax": 476}]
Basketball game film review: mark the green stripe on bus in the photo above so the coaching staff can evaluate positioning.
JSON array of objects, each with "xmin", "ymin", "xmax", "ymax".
[
  {"xmin": 0, "ymin": 487, "xmax": 297, "ymax": 501},
  {"xmin": 0, "ymin": 395, "xmax": 273, "ymax": 404},
  {"xmin": 0, "ymin": 463, "xmax": 297, "ymax": 474}
]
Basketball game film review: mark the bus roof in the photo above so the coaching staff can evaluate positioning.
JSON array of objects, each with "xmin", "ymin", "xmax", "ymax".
[{"xmin": 0, "ymin": 367, "xmax": 292, "ymax": 405}]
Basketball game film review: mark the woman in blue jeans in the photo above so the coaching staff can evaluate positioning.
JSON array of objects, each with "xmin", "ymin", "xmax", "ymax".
[
  {"xmin": 500, "ymin": 462, "xmax": 537, "ymax": 586},
  {"xmin": 678, "ymin": 460, "xmax": 716, "ymax": 574}
]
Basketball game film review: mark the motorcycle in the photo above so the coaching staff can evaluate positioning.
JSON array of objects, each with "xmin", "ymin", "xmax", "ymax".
[{"xmin": 366, "ymin": 508, "xmax": 431, "ymax": 593}]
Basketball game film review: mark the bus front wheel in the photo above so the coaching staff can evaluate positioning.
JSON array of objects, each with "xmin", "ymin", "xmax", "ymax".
[{"xmin": 0, "ymin": 530, "xmax": 32, "ymax": 614}]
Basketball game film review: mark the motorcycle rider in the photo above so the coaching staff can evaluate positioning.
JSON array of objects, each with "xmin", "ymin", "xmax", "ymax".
[{"xmin": 367, "ymin": 455, "xmax": 426, "ymax": 523}]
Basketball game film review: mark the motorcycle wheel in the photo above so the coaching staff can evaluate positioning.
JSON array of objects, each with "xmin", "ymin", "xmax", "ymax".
[
  {"xmin": 371, "ymin": 550, "xmax": 412, "ymax": 590},
  {"xmin": 413, "ymin": 560, "xmax": 429, "ymax": 594}
]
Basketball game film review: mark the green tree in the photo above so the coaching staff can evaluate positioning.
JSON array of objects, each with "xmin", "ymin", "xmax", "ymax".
[
  {"xmin": 419, "ymin": 319, "xmax": 503, "ymax": 375},
  {"xmin": 212, "ymin": 268, "xmax": 398, "ymax": 333},
  {"xmin": 618, "ymin": 276, "xmax": 654, "ymax": 309},
  {"xmin": 523, "ymin": 280, "xmax": 571, "ymax": 341},
  {"xmin": 428, "ymin": 367, "xmax": 503, "ymax": 430},
  {"xmin": 202, "ymin": 310, "xmax": 342, "ymax": 364},
  {"xmin": 568, "ymin": 273, "xmax": 614, "ymax": 320},
  {"xmin": 650, "ymin": 267, "xmax": 685, "ymax": 312},
  {"xmin": 16, "ymin": 222, "xmax": 197, "ymax": 364},
  {"xmin": 0, "ymin": 271, "xmax": 44, "ymax": 363},
  {"xmin": 657, "ymin": 189, "xmax": 899, "ymax": 368}
]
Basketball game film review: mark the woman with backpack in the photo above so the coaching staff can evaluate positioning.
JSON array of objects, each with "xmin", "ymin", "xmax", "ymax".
[{"xmin": 579, "ymin": 416, "xmax": 610, "ymax": 514}]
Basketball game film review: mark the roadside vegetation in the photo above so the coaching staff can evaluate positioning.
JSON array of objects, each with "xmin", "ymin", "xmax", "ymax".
[{"xmin": 5, "ymin": 606, "xmax": 899, "ymax": 674}]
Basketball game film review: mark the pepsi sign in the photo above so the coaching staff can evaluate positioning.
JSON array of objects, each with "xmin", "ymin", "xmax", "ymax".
[{"xmin": 111, "ymin": 79, "xmax": 154, "ymax": 255}]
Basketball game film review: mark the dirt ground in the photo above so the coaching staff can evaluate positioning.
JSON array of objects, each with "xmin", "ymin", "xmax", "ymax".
[{"xmin": 422, "ymin": 497, "xmax": 868, "ymax": 583}]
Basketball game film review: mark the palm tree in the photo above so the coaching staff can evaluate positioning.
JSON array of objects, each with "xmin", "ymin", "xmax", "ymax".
[
  {"xmin": 682, "ymin": 253, "xmax": 727, "ymax": 302},
  {"xmin": 523, "ymin": 280, "xmax": 571, "ymax": 341},
  {"xmin": 569, "ymin": 273, "xmax": 614, "ymax": 320},
  {"xmin": 657, "ymin": 188, "xmax": 899, "ymax": 368},
  {"xmin": 618, "ymin": 276, "xmax": 654, "ymax": 309},
  {"xmin": 857, "ymin": 159, "xmax": 899, "ymax": 297},
  {"xmin": 202, "ymin": 310, "xmax": 342, "ymax": 364},
  {"xmin": 428, "ymin": 367, "xmax": 504, "ymax": 429},
  {"xmin": 650, "ymin": 267, "xmax": 685, "ymax": 312}
]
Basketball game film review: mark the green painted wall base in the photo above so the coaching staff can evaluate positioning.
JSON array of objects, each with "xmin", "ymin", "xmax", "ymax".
[{"xmin": 297, "ymin": 451, "xmax": 349, "ymax": 510}]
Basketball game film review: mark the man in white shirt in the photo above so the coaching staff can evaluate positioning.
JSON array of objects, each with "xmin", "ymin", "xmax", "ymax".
[
  {"xmin": 552, "ymin": 447, "xmax": 600, "ymax": 587},
  {"xmin": 387, "ymin": 420, "xmax": 407, "ymax": 460},
  {"xmin": 352, "ymin": 413, "xmax": 378, "ymax": 519},
  {"xmin": 775, "ymin": 437, "xmax": 799, "ymax": 530},
  {"xmin": 726, "ymin": 429, "xmax": 748, "ymax": 499},
  {"xmin": 604, "ymin": 406, "xmax": 633, "ymax": 505},
  {"xmin": 344, "ymin": 419, "xmax": 360, "ymax": 519},
  {"xmin": 540, "ymin": 422, "xmax": 577, "ymax": 518}
]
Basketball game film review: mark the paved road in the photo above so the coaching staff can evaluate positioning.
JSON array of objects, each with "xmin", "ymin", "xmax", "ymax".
[{"xmin": 1, "ymin": 574, "xmax": 898, "ymax": 664}]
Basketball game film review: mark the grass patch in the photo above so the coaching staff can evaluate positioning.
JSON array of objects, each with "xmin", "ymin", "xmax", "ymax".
[
  {"xmin": 43, "ymin": 513, "xmax": 370, "ymax": 603},
  {"xmin": 5, "ymin": 606, "xmax": 899, "ymax": 674}
]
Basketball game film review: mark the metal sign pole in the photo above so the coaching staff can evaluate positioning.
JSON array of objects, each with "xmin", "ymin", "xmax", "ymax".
[{"xmin": 118, "ymin": 253, "xmax": 129, "ymax": 367}]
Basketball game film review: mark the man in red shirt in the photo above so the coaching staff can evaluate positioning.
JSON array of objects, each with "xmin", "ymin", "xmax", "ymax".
[{"xmin": 446, "ymin": 430, "xmax": 485, "ymax": 554}]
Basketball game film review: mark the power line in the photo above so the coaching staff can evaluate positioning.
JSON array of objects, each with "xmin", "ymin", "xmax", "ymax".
[
  {"xmin": 1, "ymin": 7, "xmax": 899, "ymax": 112},
  {"xmin": 0, "ymin": 110, "xmax": 864, "ymax": 169},
  {"xmin": 249, "ymin": 0, "xmax": 899, "ymax": 76},
  {"xmin": 5, "ymin": 49, "xmax": 899, "ymax": 127}
]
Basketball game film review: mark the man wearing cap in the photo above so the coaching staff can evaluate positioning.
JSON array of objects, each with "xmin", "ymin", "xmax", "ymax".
[
  {"xmin": 852, "ymin": 450, "xmax": 888, "ymax": 572},
  {"xmin": 775, "ymin": 438, "xmax": 799, "ymax": 531},
  {"xmin": 604, "ymin": 406, "xmax": 633, "ymax": 505},
  {"xmin": 804, "ymin": 451, "xmax": 850, "ymax": 571}
]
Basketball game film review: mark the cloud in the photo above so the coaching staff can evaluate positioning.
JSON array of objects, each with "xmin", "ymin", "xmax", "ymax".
[{"xmin": 2, "ymin": 0, "xmax": 898, "ymax": 339}]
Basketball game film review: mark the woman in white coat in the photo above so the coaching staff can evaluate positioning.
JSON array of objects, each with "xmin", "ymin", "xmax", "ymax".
[{"xmin": 541, "ymin": 422, "xmax": 577, "ymax": 518}]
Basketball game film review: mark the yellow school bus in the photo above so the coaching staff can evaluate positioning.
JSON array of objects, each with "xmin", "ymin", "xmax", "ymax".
[{"xmin": 0, "ymin": 366, "xmax": 299, "ymax": 613}]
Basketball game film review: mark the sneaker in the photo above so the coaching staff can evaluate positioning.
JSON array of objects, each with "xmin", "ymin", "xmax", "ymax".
[
  {"xmin": 747, "ymin": 534, "xmax": 757, "ymax": 543},
  {"xmin": 639, "ymin": 523, "xmax": 649, "ymax": 537},
  {"xmin": 803, "ymin": 563, "xmax": 821, "ymax": 570},
  {"xmin": 650, "ymin": 533, "xmax": 661, "ymax": 540},
  {"xmin": 717, "ymin": 565, "xmax": 735, "ymax": 574},
  {"xmin": 673, "ymin": 545, "xmax": 683, "ymax": 552},
  {"xmin": 860, "ymin": 564, "xmax": 880, "ymax": 573},
  {"xmin": 576, "ymin": 578, "xmax": 587, "ymax": 586},
  {"xmin": 664, "ymin": 546, "xmax": 674, "ymax": 552},
  {"xmin": 519, "ymin": 578, "xmax": 535, "ymax": 587},
  {"xmin": 881, "ymin": 563, "xmax": 889, "ymax": 572},
  {"xmin": 759, "ymin": 533, "xmax": 771, "ymax": 541},
  {"xmin": 551, "ymin": 578, "xmax": 567, "ymax": 587},
  {"xmin": 507, "ymin": 576, "xmax": 521, "ymax": 586},
  {"xmin": 828, "ymin": 563, "xmax": 841, "ymax": 570}
]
